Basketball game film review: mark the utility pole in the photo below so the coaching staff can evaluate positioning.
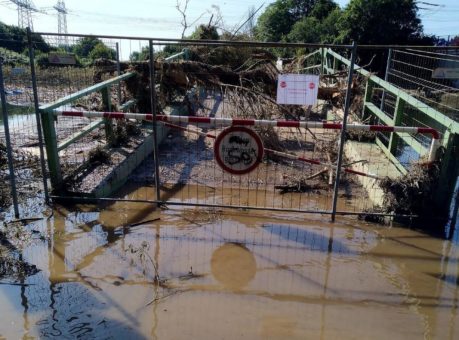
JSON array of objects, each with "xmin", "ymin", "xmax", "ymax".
[
  {"xmin": 54, "ymin": 1, "xmax": 68, "ymax": 46},
  {"xmin": 9, "ymin": 0, "xmax": 37, "ymax": 30}
]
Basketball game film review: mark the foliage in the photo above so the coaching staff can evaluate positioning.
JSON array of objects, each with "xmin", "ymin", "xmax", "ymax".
[
  {"xmin": 254, "ymin": 0, "xmax": 293, "ymax": 42},
  {"xmin": 72, "ymin": 37, "xmax": 116, "ymax": 62},
  {"xmin": 335, "ymin": 0, "xmax": 432, "ymax": 45},
  {"xmin": 72, "ymin": 37, "xmax": 100, "ymax": 58},
  {"xmin": 88, "ymin": 42, "xmax": 116, "ymax": 60},
  {"xmin": 0, "ymin": 47, "xmax": 29, "ymax": 65},
  {"xmin": 254, "ymin": 0, "xmax": 338, "ymax": 42},
  {"xmin": 130, "ymin": 46, "xmax": 150, "ymax": 61},
  {"xmin": 288, "ymin": 7, "xmax": 341, "ymax": 44},
  {"xmin": 189, "ymin": 24, "xmax": 219, "ymax": 40},
  {"xmin": 450, "ymin": 36, "xmax": 459, "ymax": 46},
  {"xmin": 0, "ymin": 21, "xmax": 50, "ymax": 54},
  {"xmin": 254, "ymin": 0, "xmax": 434, "ymax": 48}
]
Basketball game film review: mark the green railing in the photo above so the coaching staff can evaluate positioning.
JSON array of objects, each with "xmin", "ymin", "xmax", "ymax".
[
  {"xmin": 312, "ymin": 47, "xmax": 459, "ymax": 209},
  {"xmin": 39, "ymin": 72, "xmax": 136, "ymax": 189},
  {"xmin": 318, "ymin": 48, "xmax": 459, "ymax": 170}
]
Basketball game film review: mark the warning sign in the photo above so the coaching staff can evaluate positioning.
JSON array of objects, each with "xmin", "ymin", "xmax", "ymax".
[
  {"xmin": 214, "ymin": 126, "xmax": 264, "ymax": 175},
  {"xmin": 276, "ymin": 74, "xmax": 319, "ymax": 105},
  {"xmin": 432, "ymin": 67, "xmax": 459, "ymax": 79},
  {"xmin": 48, "ymin": 52, "xmax": 77, "ymax": 65}
]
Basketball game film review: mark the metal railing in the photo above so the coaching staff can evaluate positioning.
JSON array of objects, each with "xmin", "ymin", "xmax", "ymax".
[{"xmin": 1, "ymin": 30, "xmax": 458, "ymax": 227}]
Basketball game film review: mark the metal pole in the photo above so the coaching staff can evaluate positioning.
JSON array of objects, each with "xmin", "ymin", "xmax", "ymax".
[
  {"xmin": 0, "ymin": 58, "xmax": 20, "ymax": 217},
  {"xmin": 149, "ymin": 39, "xmax": 161, "ymax": 203},
  {"xmin": 27, "ymin": 27, "xmax": 50, "ymax": 203},
  {"xmin": 116, "ymin": 42, "xmax": 122, "ymax": 104},
  {"xmin": 380, "ymin": 48, "xmax": 392, "ymax": 111},
  {"xmin": 331, "ymin": 41, "xmax": 357, "ymax": 222}
]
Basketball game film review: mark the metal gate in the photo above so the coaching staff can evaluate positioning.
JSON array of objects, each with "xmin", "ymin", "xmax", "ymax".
[{"xmin": 1, "ymin": 30, "xmax": 456, "ymax": 224}]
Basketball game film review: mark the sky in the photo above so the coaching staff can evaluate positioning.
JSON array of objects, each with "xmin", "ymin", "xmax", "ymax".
[{"xmin": 0, "ymin": 0, "xmax": 458, "ymax": 57}]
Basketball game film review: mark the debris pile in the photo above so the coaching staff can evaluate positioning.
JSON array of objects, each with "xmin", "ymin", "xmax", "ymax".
[
  {"xmin": 380, "ymin": 162, "xmax": 440, "ymax": 217},
  {"xmin": 0, "ymin": 142, "xmax": 41, "ymax": 209}
]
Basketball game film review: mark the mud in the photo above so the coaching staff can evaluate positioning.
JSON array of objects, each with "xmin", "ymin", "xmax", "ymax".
[{"xmin": 0, "ymin": 195, "xmax": 459, "ymax": 339}]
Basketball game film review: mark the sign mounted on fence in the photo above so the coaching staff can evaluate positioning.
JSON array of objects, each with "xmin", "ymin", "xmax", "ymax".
[
  {"xmin": 432, "ymin": 67, "xmax": 459, "ymax": 79},
  {"xmin": 11, "ymin": 67, "xmax": 25, "ymax": 76},
  {"xmin": 276, "ymin": 74, "xmax": 319, "ymax": 105},
  {"xmin": 214, "ymin": 126, "xmax": 264, "ymax": 175},
  {"xmin": 48, "ymin": 53, "xmax": 77, "ymax": 65}
]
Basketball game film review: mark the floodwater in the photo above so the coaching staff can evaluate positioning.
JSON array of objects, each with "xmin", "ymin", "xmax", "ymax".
[{"xmin": 1, "ymin": 194, "xmax": 459, "ymax": 339}]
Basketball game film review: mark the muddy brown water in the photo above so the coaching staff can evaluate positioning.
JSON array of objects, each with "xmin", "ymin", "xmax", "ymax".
[{"xmin": 1, "ymin": 191, "xmax": 459, "ymax": 339}]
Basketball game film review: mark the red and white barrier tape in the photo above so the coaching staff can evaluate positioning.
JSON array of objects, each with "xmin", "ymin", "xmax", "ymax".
[
  {"xmin": 162, "ymin": 121, "xmax": 380, "ymax": 179},
  {"xmin": 55, "ymin": 110, "xmax": 441, "ymax": 163}
]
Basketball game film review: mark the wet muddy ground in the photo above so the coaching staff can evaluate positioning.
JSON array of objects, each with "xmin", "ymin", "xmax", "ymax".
[{"xmin": 1, "ymin": 191, "xmax": 459, "ymax": 339}]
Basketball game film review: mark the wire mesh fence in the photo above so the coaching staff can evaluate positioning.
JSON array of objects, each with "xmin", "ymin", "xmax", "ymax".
[
  {"xmin": 1, "ymin": 31, "xmax": 458, "ymax": 223},
  {"xmin": 0, "ymin": 31, "xmax": 47, "ymax": 216},
  {"xmin": 388, "ymin": 48, "xmax": 459, "ymax": 122}
]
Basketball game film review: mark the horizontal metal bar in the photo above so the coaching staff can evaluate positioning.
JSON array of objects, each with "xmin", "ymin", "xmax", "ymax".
[
  {"xmin": 302, "ymin": 49, "xmax": 321, "ymax": 60},
  {"xmin": 302, "ymin": 64, "xmax": 322, "ymax": 71},
  {"xmin": 165, "ymin": 51, "xmax": 186, "ymax": 61},
  {"xmin": 50, "ymin": 195, "xmax": 332, "ymax": 215},
  {"xmin": 55, "ymin": 110, "xmax": 441, "ymax": 140},
  {"xmin": 365, "ymin": 102, "xmax": 430, "ymax": 156},
  {"xmin": 365, "ymin": 102, "xmax": 393, "ymax": 125},
  {"xmin": 40, "ymin": 72, "xmax": 135, "ymax": 112},
  {"xmin": 375, "ymin": 138, "xmax": 408, "ymax": 175},
  {"xmin": 57, "ymin": 120, "xmax": 103, "ymax": 151},
  {"xmin": 34, "ymin": 31, "xmax": 353, "ymax": 49},
  {"xmin": 49, "ymin": 195, "xmax": 417, "ymax": 219},
  {"xmin": 325, "ymin": 48, "xmax": 459, "ymax": 133},
  {"xmin": 34, "ymin": 32, "xmax": 459, "ymax": 50},
  {"xmin": 119, "ymin": 99, "xmax": 137, "ymax": 112}
]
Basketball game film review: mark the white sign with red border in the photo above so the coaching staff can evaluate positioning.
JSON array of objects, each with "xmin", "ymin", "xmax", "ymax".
[
  {"xmin": 214, "ymin": 126, "xmax": 264, "ymax": 175},
  {"xmin": 276, "ymin": 74, "xmax": 319, "ymax": 105}
]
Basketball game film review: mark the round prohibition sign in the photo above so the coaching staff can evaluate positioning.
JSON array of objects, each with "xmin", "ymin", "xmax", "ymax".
[{"xmin": 214, "ymin": 126, "xmax": 264, "ymax": 175}]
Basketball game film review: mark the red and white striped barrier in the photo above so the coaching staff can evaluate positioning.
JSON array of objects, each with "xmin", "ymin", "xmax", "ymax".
[
  {"xmin": 162, "ymin": 121, "xmax": 381, "ymax": 179},
  {"xmin": 55, "ymin": 110, "xmax": 441, "ymax": 163}
]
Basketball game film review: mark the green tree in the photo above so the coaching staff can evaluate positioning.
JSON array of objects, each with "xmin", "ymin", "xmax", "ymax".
[
  {"xmin": 254, "ymin": 0, "xmax": 337, "ymax": 42},
  {"xmin": 189, "ymin": 24, "xmax": 219, "ymax": 40},
  {"xmin": 254, "ymin": 0, "xmax": 293, "ymax": 42},
  {"xmin": 72, "ymin": 37, "xmax": 116, "ymax": 62},
  {"xmin": 0, "ymin": 21, "xmax": 50, "ymax": 54},
  {"xmin": 72, "ymin": 37, "xmax": 101, "ymax": 58},
  {"xmin": 288, "ymin": 6, "xmax": 341, "ymax": 43},
  {"xmin": 129, "ymin": 46, "xmax": 150, "ymax": 61},
  {"xmin": 336, "ymin": 0, "xmax": 430, "ymax": 45},
  {"xmin": 88, "ymin": 42, "xmax": 116, "ymax": 60}
]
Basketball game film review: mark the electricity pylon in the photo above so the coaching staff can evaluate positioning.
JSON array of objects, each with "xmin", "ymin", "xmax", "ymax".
[
  {"xmin": 9, "ymin": 0, "xmax": 38, "ymax": 30},
  {"xmin": 54, "ymin": 1, "xmax": 68, "ymax": 46}
]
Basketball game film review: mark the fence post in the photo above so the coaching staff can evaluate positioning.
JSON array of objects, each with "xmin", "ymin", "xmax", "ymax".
[
  {"xmin": 320, "ymin": 48, "xmax": 325, "ymax": 74},
  {"xmin": 101, "ymin": 87, "xmax": 114, "ymax": 144},
  {"xmin": 388, "ymin": 96, "xmax": 405, "ymax": 153},
  {"xmin": 27, "ymin": 27, "xmax": 52, "ymax": 199},
  {"xmin": 149, "ymin": 39, "xmax": 161, "ymax": 203},
  {"xmin": 362, "ymin": 79, "xmax": 374, "ymax": 121},
  {"xmin": 331, "ymin": 41, "xmax": 357, "ymax": 222},
  {"xmin": 0, "ymin": 58, "xmax": 20, "ymax": 217},
  {"xmin": 380, "ymin": 48, "xmax": 392, "ymax": 111},
  {"xmin": 116, "ymin": 42, "xmax": 122, "ymax": 104}
]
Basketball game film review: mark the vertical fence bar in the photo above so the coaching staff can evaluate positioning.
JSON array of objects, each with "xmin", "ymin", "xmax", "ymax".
[
  {"xmin": 0, "ymin": 58, "xmax": 20, "ymax": 217},
  {"xmin": 149, "ymin": 39, "xmax": 161, "ymax": 202},
  {"xmin": 331, "ymin": 41, "xmax": 357, "ymax": 222},
  {"xmin": 27, "ymin": 27, "xmax": 50, "ymax": 202},
  {"xmin": 380, "ymin": 48, "xmax": 392, "ymax": 111},
  {"xmin": 320, "ymin": 48, "xmax": 325, "ymax": 74},
  {"xmin": 116, "ymin": 42, "xmax": 122, "ymax": 104},
  {"xmin": 388, "ymin": 96, "xmax": 405, "ymax": 153},
  {"xmin": 101, "ymin": 87, "xmax": 114, "ymax": 144}
]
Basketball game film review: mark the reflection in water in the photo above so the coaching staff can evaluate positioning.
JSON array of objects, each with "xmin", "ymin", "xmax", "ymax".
[
  {"xmin": 211, "ymin": 243, "xmax": 256, "ymax": 290},
  {"xmin": 0, "ymin": 201, "xmax": 458, "ymax": 339}
]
